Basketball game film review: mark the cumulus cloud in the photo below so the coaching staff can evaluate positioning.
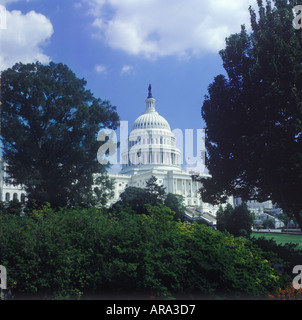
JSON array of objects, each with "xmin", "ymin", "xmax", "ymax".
[
  {"xmin": 95, "ymin": 64, "xmax": 107, "ymax": 74},
  {"xmin": 120, "ymin": 64, "xmax": 134, "ymax": 75},
  {"xmin": 85, "ymin": 0, "xmax": 257, "ymax": 59},
  {"xmin": 0, "ymin": 8, "xmax": 53, "ymax": 71}
]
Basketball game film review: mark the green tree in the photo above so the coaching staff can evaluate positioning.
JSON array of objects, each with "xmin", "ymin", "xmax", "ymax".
[
  {"xmin": 111, "ymin": 186, "xmax": 150, "ymax": 214},
  {"xmin": 144, "ymin": 176, "xmax": 166, "ymax": 206},
  {"xmin": 164, "ymin": 193, "xmax": 186, "ymax": 221},
  {"xmin": 1, "ymin": 62, "xmax": 119, "ymax": 208},
  {"xmin": 111, "ymin": 177, "xmax": 186, "ymax": 220},
  {"xmin": 217, "ymin": 203, "xmax": 255, "ymax": 237},
  {"xmin": 198, "ymin": 0, "xmax": 302, "ymax": 230},
  {"xmin": 0, "ymin": 200, "xmax": 23, "ymax": 216},
  {"xmin": 216, "ymin": 204, "xmax": 233, "ymax": 233},
  {"xmin": 6, "ymin": 199, "xmax": 23, "ymax": 216}
]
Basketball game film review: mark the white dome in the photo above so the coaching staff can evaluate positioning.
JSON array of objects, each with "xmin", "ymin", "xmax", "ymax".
[
  {"xmin": 132, "ymin": 111, "xmax": 171, "ymax": 131},
  {"xmin": 120, "ymin": 86, "xmax": 182, "ymax": 174},
  {"xmin": 131, "ymin": 97, "xmax": 171, "ymax": 131}
]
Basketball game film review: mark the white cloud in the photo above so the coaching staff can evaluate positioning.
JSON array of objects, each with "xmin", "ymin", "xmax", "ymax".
[
  {"xmin": 95, "ymin": 64, "xmax": 107, "ymax": 74},
  {"xmin": 85, "ymin": 0, "xmax": 257, "ymax": 59},
  {"xmin": 120, "ymin": 64, "xmax": 134, "ymax": 75},
  {"xmin": 83, "ymin": 0, "xmax": 107, "ymax": 17},
  {"xmin": 0, "ymin": 9, "xmax": 53, "ymax": 71}
]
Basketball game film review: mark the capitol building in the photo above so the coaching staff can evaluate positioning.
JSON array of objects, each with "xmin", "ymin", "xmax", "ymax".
[{"xmin": 106, "ymin": 85, "xmax": 227, "ymax": 216}]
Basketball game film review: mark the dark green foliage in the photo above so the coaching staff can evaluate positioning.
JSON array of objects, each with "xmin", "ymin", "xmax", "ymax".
[
  {"xmin": 144, "ymin": 175, "xmax": 167, "ymax": 206},
  {"xmin": 1, "ymin": 62, "xmax": 119, "ymax": 209},
  {"xmin": 93, "ymin": 174, "xmax": 115, "ymax": 208},
  {"xmin": 216, "ymin": 203, "xmax": 255, "ymax": 237},
  {"xmin": 164, "ymin": 193, "xmax": 186, "ymax": 221},
  {"xmin": 184, "ymin": 222, "xmax": 279, "ymax": 298},
  {"xmin": 216, "ymin": 204, "xmax": 234, "ymax": 233},
  {"xmin": 251, "ymin": 235, "xmax": 302, "ymax": 288},
  {"xmin": 198, "ymin": 0, "xmax": 302, "ymax": 229},
  {"xmin": 111, "ymin": 176, "xmax": 185, "ymax": 221},
  {"xmin": 111, "ymin": 186, "xmax": 150, "ymax": 215},
  {"xmin": 0, "ymin": 205, "xmax": 282, "ymax": 299},
  {"xmin": 0, "ymin": 200, "xmax": 22, "ymax": 216}
]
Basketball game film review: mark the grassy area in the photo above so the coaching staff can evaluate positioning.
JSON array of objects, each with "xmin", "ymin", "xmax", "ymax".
[{"xmin": 252, "ymin": 232, "xmax": 302, "ymax": 250}]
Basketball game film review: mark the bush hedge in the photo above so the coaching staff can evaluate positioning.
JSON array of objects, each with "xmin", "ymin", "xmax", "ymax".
[{"xmin": 0, "ymin": 204, "xmax": 283, "ymax": 299}]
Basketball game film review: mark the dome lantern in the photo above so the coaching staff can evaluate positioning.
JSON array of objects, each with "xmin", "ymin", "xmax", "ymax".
[
  {"xmin": 131, "ymin": 85, "xmax": 171, "ymax": 131},
  {"xmin": 144, "ymin": 84, "xmax": 156, "ymax": 114}
]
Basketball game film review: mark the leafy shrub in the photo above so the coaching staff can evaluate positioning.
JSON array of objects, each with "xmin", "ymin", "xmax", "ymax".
[
  {"xmin": 0, "ymin": 204, "xmax": 281, "ymax": 299},
  {"xmin": 0, "ymin": 200, "xmax": 23, "ymax": 216},
  {"xmin": 216, "ymin": 203, "xmax": 255, "ymax": 237},
  {"xmin": 251, "ymin": 236, "xmax": 302, "ymax": 288},
  {"xmin": 183, "ymin": 224, "xmax": 280, "ymax": 298}
]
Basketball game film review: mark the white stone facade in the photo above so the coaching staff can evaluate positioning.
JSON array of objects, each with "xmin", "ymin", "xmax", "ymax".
[
  {"xmin": 108, "ymin": 169, "xmax": 209, "ymax": 208},
  {"xmin": 0, "ymin": 159, "xmax": 27, "ymax": 204},
  {"xmin": 234, "ymin": 197, "xmax": 274, "ymax": 214}
]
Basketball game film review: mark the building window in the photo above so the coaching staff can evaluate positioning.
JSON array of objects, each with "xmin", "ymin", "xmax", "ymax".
[
  {"xmin": 13, "ymin": 193, "xmax": 18, "ymax": 200},
  {"xmin": 6, "ymin": 193, "xmax": 10, "ymax": 202}
]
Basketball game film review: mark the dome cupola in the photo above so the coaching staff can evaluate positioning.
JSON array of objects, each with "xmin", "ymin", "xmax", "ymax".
[
  {"xmin": 131, "ymin": 84, "xmax": 171, "ymax": 131},
  {"xmin": 121, "ymin": 85, "xmax": 182, "ymax": 174}
]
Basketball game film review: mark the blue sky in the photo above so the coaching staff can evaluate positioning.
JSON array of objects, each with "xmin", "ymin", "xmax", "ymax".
[{"xmin": 0, "ymin": 0, "xmax": 257, "ymax": 172}]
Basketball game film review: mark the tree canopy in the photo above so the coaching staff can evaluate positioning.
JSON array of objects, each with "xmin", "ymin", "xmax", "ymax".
[
  {"xmin": 111, "ymin": 176, "xmax": 185, "ymax": 220},
  {"xmin": 144, "ymin": 175, "xmax": 167, "ymax": 206},
  {"xmin": 216, "ymin": 203, "xmax": 255, "ymax": 237},
  {"xmin": 199, "ymin": 0, "xmax": 302, "ymax": 229},
  {"xmin": 1, "ymin": 62, "xmax": 119, "ymax": 208}
]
